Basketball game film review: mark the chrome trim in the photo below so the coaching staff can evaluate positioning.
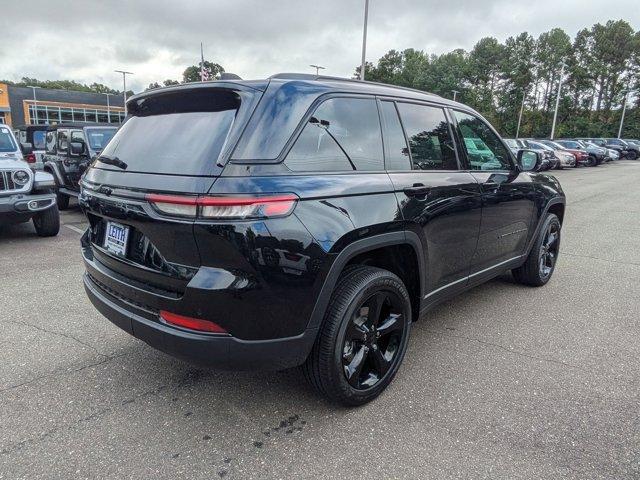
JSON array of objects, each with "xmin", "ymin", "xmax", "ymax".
[{"xmin": 423, "ymin": 256, "xmax": 523, "ymax": 300}]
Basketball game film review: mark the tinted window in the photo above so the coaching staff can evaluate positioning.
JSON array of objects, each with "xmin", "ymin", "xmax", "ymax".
[
  {"xmin": 0, "ymin": 127, "xmax": 17, "ymax": 152},
  {"xmin": 285, "ymin": 97, "xmax": 383, "ymax": 172},
  {"xmin": 99, "ymin": 94, "xmax": 237, "ymax": 175},
  {"xmin": 453, "ymin": 111, "xmax": 511, "ymax": 171},
  {"xmin": 396, "ymin": 103, "xmax": 457, "ymax": 170},
  {"xmin": 380, "ymin": 101, "xmax": 410, "ymax": 170}
]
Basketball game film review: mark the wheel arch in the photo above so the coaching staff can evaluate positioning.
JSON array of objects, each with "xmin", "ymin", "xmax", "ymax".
[
  {"xmin": 526, "ymin": 197, "xmax": 565, "ymax": 255},
  {"xmin": 306, "ymin": 231, "xmax": 425, "ymax": 331}
]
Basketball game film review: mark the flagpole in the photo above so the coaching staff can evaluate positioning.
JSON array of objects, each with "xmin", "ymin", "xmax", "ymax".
[{"xmin": 200, "ymin": 42, "xmax": 205, "ymax": 82}]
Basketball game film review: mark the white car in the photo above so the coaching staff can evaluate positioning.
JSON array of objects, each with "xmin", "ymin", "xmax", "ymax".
[{"xmin": 0, "ymin": 124, "xmax": 60, "ymax": 236}]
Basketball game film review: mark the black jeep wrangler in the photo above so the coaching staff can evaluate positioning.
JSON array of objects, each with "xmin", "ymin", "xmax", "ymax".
[
  {"xmin": 80, "ymin": 74, "xmax": 565, "ymax": 405},
  {"xmin": 42, "ymin": 123, "xmax": 118, "ymax": 209}
]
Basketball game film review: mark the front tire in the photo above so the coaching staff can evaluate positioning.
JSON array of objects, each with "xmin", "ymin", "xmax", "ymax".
[
  {"xmin": 512, "ymin": 213, "xmax": 561, "ymax": 286},
  {"xmin": 627, "ymin": 150, "xmax": 638, "ymax": 160},
  {"xmin": 33, "ymin": 206, "xmax": 60, "ymax": 237},
  {"xmin": 302, "ymin": 266, "xmax": 411, "ymax": 406}
]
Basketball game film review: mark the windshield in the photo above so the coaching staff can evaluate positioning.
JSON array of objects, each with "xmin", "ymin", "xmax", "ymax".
[
  {"xmin": 85, "ymin": 128, "xmax": 117, "ymax": 151},
  {"xmin": 0, "ymin": 127, "xmax": 18, "ymax": 153},
  {"xmin": 503, "ymin": 139, "xmax": 518, "ymax": 148},
  {"xmin": 98, "ymin": 90, "xmax": 239, "ymax": 175},
  {"xmin": 529, "ymin": 141, "xmax": 551, "ymax": 151}
]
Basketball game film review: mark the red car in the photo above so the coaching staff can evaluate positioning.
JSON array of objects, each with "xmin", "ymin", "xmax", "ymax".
[{"xmin": 551, "ymin": 140, "xmax": 591, "ymax": 166}]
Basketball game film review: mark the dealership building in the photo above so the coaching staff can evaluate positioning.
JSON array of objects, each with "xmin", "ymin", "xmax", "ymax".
[{"xmin": 0, "ymin": 82, "xmax": 125, "ymax": 127}]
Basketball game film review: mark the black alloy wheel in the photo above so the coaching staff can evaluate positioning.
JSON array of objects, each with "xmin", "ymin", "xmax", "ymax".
[
  {"xmin": 342, "ymin": 290, "xmax": 406, "ymax": 390},
  {"xmin": 302, "ymin": 266, "xmax": 411, "ymax": 406},
  {"xmin": 538, "ymin": 221, "xmax": 560, "ymax": 281},
  {"xmin": 512, "ymin": 213, "xmax": 561, "ymax": 287}
]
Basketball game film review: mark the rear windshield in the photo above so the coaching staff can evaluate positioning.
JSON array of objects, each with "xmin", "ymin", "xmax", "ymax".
[
  {"xmin": 33, "ymin": 130, "xmax": 47, "ymax": 150},
  {"xmin": 0, "ymin": 127, "xmax": 17, "ymax": 153},
  {"xmin": 86, "ymin": 128, "xmax": 117, "ymax": 151},
  {"xmin": 97, "ymin": 90, "xmax": 239, "ymax": 175}
]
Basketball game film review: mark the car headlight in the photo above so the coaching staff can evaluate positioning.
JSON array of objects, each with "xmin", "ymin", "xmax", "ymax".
[{"xmin": 12, "ymin": 170, "xmax": 30, "ymax": 186}]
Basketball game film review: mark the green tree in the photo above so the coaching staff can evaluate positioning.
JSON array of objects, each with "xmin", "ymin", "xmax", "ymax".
[{"xmin": 182, "ymin": 61, "xmax": 225, "ymax": 83}]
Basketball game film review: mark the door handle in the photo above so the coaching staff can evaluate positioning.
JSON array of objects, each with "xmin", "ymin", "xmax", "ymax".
[{"xmin": 403, "ymin": 183, "xmax": 430, "ymax": 197}]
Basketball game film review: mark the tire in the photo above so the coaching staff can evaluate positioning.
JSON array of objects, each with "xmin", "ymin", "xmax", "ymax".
[
  {"xmin": 586, "ymin": 155, "xmax": 597, "ymax": 167},
  {"xmin": 512, "ymin": 213, "xmax": 560, "ymax": 287},
  {"xmin": 627, "ymin": 150, "xmax": 638, "ymax": 160},
  {"xmin": 56, "ymin": 192, "xmax": 70, "ymax": 210},
  {"xmin": 302, "ymin": 266, "xmax": 412, "ymax": 406},
  {"xmin": 32, "ymin": 206, "xmax": 60, "ymax": 237}
]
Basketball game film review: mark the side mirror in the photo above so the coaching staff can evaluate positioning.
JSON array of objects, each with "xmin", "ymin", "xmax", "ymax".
[
  {"xmin": 70, "ymin": 141, "xmax": 86, "ymax": 156},
  {"xmin": 19, "ymin": 142, "xmax": 33, "ymax": 155},
  {"xmin": 517, "ymin": 149, "xmax": 541, "ymax": 172}
]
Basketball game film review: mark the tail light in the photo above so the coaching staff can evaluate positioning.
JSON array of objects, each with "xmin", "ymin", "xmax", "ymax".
[
  {"xmin": 145, "ymin": 193, "xmax": 298, "ymax": 220},
  {"xmin": 160, "ymin": 310, "xmax": 227, "ymax": 334},
  {"xmin": 25, "ymin": 153, "xmax": 36, "ymax": 164}
]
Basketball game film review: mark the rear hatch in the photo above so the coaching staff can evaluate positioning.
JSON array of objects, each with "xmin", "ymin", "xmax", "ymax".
[{"xmin": 80, "ymin": 84, "xmax": 262, "ymax": 293}]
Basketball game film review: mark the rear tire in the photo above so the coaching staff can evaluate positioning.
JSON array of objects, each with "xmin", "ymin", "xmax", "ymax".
[
  {"xmin": 33, "ymin": 206, "xmax": 60, "ymax": 237},
  {"xmin": 512, "ymin": 213, "xmax": 560, "ymax": 287},
  {"xmin": 302, "ymin": 266, "xmax": 411, "ymax": 406},
  {"xmin": 586, "ymin": 155, "xmax": 597, "ymax": 167},
  {"xmin": 627, "ymin": 150, "xmax": 638, "ymax": 160}
]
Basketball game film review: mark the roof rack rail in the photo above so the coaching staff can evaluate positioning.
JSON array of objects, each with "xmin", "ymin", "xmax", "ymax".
[{"xmin": 268, "ymin": 73, "xmax": 441, "ymax": 98}]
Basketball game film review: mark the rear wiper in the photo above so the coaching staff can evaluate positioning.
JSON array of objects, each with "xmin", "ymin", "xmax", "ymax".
[{"xmin": 98, "ymin": 155, "xmax": 128, "ymax": 170}]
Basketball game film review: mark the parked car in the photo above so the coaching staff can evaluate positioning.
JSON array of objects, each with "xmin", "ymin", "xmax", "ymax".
[
  {"xmin": 623, "ymin": 139, "xmax": 640, "ymax": 149},
  {"xmin": 42, "ymin": 123, "xmax": 118, "ymax": 210},
  {"xmin": 79, "ymin": 74, "xmax": 565, "ymax": 405},
  {"xmin": 549, "ymin": 140, "xmax": 590, "ymax": 166},
  {"xmin": 0, "ymin": 124, "xmax": 59, "ymax": 236},
  {"xmin": 605, "ymin": 138, "xmax": 638, "ymax": 160},
  {"xmin": 536, "ymin": 140, "xmax": 577, "ymax": 168},
  {"xmin": 556, "ymin": 140, "xmax": 600, "ymax": 166},
  {"xmin": 519, "ymin": 140, "xmax": 555, "ymax": 170},
  {"xmin": 13, "ymin": 125, "xmax": 48, "ymax": 170}
]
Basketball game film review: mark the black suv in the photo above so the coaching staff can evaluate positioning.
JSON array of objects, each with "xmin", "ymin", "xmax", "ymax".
[
  {"xmin": 80, "ymin": 75, "xmax": 565, "ymax": 405},
  {"xmin": 43, "ymin": 123, "xmax": 118, "ymax": 209}
]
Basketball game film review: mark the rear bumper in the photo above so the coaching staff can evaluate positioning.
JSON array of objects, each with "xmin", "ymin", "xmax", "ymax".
[{"xmin": 82, "ymin": 248, "xmax": 318, "ymax": 371}]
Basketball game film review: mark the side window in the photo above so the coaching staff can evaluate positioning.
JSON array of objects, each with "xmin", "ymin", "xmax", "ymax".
[
  {"xmin": 45, "ymin": 131, "xmax": 56, "ymax": 154},
  {"xmin": 453, "ymin": 111, "xmax": 512, "ymax": 171},
  {"xmin": 396, "ymin": 103, "xmax": 458, "ymax": 170},
  {"xmin": 71, "ymin": 130, "xmax": 84, "ymax": 143},
  {"xmin": 380, "ymin": 101, "xmax": 410, "ymax": 170},
  {"xmin": 285, "ymin": 97, "xmax": 383, "ymax": 172},
  {"xmin": 57, "ymin": 130, "xmax": 69, "ymax": 153}
]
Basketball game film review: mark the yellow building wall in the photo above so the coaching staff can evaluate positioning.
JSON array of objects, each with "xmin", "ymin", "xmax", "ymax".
[{"xmin": 0, "ymin": 83, "xmax": 12, "ymax": 126}]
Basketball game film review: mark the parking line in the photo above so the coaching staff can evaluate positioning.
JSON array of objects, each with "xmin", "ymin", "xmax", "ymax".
[{"xmin": 65, "ymin": 224, "xmax": 87, "ymax": 235}]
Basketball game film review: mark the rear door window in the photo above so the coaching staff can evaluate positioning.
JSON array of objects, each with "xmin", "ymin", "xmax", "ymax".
[
  {"xmin": 379, "ymin": 101, "xmax": 411, "ymax": 170},
  {"xmin": 33, "ymin": 130, "xmax": 46, "ymax": 150},
  {"xmin": 285, "ymin": 97, "xmax": 383, "ymax": 172},
  {"xmin": 396, "ymin": 103, "xmax": 458, "ymax": 170},
  {"xmin": 46, "ymin": 131, "xmax": 56, "ymax": 153}
]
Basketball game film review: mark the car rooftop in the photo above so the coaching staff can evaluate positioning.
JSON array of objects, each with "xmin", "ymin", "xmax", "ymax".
[{"xmin": 127, "ymin": 72, "xmax": 461, "ymax": 109}]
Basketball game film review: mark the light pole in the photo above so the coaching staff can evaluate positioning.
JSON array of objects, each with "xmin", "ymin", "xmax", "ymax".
[
  {"xmin": 516, "ymin": 90, "xmax": 526, "ymax": 139},
  {"xmin": 550, "ymin": 63, "xmax": 565, "ymax": 140},
  {"xmin": 618, "ymin": 90, "xmax": 629, "ymax": 139},
  {"xmin": 310, "ymin": 65, "xmax": 325, "ymax": 76},
  {"xmin": 102, "ymin": 92, "xmax": 111, "ymax": 123},
  {"xmin": 114, "ymin": 70, "xmax": 133, "ymax": 116},
  {"xmin": 451, "ymin": 90, "xmax": 460, "ymax": 102},
  {"xmin": 27, "ymin": 86, "xmax": 41, "ymax": 125},
  {"xmin": 359, "ymin": 0, "xmax": 369, "ymax": 80}
]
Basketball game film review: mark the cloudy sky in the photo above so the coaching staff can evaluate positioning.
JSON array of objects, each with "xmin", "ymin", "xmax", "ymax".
[{"xmin": 1, "ymin": 0, "xmax": 638, "ymax": 93}]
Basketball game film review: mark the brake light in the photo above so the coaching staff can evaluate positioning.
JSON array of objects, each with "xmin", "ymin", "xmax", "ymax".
[
  {"xmin": 160, "ymin": 310, "xmax": 228, "ymax": 334},
  {"xmin": 25, "ymin": 153, "xmax": 36, "ymax": 164},
  {"xmin": 145, "ymin": 193, "xmax": 298, "ymax": 219}
]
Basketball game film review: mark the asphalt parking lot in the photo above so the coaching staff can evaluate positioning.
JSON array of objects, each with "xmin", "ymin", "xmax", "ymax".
[{"xmin": 1, "ymin": 161, "xmax": 640, "ymax": 479}]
